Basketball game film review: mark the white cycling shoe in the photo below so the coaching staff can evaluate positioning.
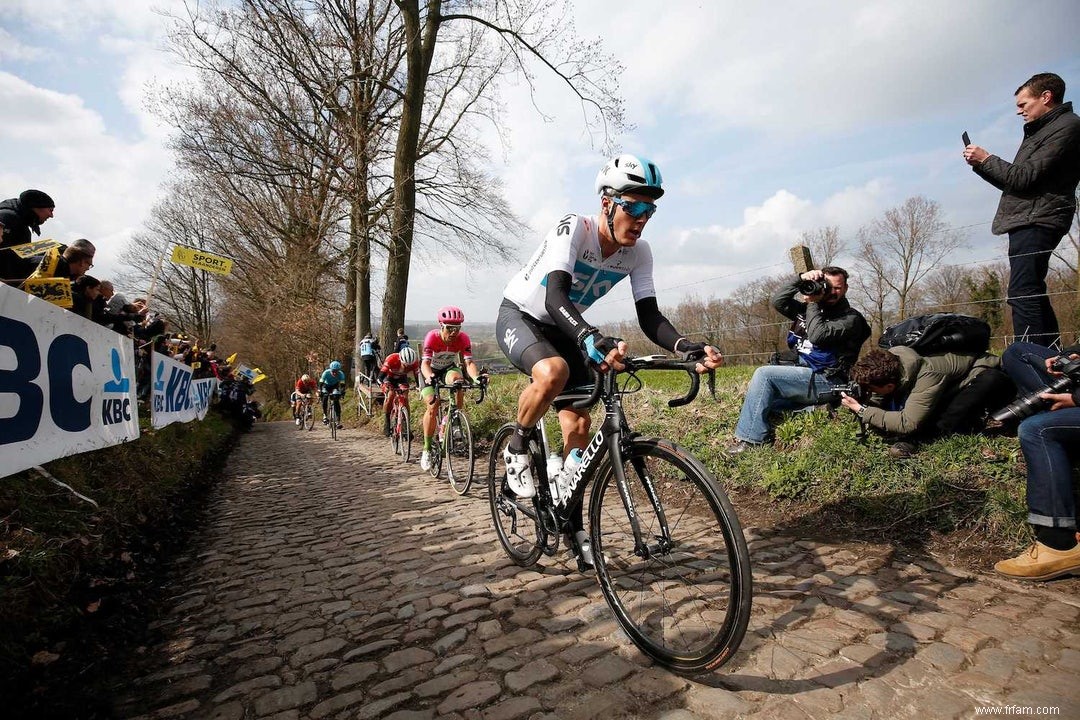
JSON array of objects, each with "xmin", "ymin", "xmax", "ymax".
[
  {"xmin": 420, "ymin": 451, "xmax": 431, "ymax": 471},
  {"xmin": 502, "ymin": 449, "xmax": 536, "ymax": 498}
]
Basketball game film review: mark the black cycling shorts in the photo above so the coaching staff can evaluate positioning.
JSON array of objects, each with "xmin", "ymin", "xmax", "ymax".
[{"xmin": 496, "ymin": 299, "xmax": 593, "ymax": 390}]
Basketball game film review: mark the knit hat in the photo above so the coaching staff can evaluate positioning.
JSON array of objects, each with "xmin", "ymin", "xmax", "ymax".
[{"xmin": 19, "ymin": 189, "xmax": 56, "ymax": 209}]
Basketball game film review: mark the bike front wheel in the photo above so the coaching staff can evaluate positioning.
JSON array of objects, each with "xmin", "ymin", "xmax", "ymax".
[
  {"xmin": 589, "ymin": 437, "xmax": 752, "ymax": 673},
  {"xmin": 445, "ymin": 410, "xmax": 474, "ymax": 495},
  {"xmin": 329, "ymin": 404, "xmax": 339, "ymax": 440},
  {"xmin": 304, "ymin": 404, "xmax": 315, "ymax": 431},
  {"xmin": 488, "ymin": 423, "xmax": 543, "ymax": 566},
  {"xmin": 396, "ymin": 405, "xmax": 411, "ymax": 462}
]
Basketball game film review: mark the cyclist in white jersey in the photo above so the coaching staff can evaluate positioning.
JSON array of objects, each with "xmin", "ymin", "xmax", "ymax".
[{"xmin": 495, "ymin": 153, "xmax": 723, "ymax": 565}]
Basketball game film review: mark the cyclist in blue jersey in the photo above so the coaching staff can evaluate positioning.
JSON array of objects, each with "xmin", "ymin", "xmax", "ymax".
[
  {"xmin": 358, "ymin": 333, "xmax": 378, "ymax": 380},
  {"xmin": 495, "ymin": 154, "xmax": 723, "ymax": 565},
  {"xmin": 319, "ymin": 360, "xmax": 348, "ymax": 428}
]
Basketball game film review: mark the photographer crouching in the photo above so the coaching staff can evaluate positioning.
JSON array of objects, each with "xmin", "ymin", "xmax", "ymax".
[
  {"xmin": 838, "ymin": 345, "xmax": 1015, "ymax": 458},
  {"xmin": 992, "ymin": 342, "xmax": 1080, "ymax": 580}
]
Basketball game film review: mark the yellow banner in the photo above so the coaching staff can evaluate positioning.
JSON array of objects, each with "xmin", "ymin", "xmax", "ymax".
[
  {"xmin": 22, "ymin": 277, "xmax": 73, "ymax": 308},
  {"xmin": 8, "ymin": 238, "xmax": 62, "ymax": 258},
  {"xmin": 170, "ymin": 246, "xmax": 234, "ymax": 276}
]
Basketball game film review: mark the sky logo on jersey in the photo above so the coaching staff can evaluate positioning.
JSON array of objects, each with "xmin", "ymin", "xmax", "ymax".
[{"xmin": 567, "ymin": 260, "xmax": 630, "ymax": 307}]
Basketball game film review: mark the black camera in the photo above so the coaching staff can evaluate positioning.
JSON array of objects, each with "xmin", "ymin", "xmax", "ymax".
[
  {"xmin": 818, "ymin": 381, "xmax": 863, "ymax": 407},
  {"xmin": 991, "ymin": 355, "xmax": 1080, "ymax": 423},
  {"xmin": 797, "ymin": 278, "xmax": 827, "ymax": 296}
]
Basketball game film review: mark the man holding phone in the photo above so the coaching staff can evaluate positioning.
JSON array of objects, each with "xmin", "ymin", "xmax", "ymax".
[{"xmin": 963, "ymin": 72, "xmax": 1080, "ymax": 347}]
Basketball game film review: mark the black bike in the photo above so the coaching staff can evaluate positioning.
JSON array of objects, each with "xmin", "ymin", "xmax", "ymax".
[{"xmin": 488, "ymin": 355, "xmax": 752, "ymax": 672}]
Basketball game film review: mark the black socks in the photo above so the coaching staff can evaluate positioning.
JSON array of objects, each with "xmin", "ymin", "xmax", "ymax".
[
  {"xmin": 1034, "ymin": 525, "xmax": 1078, "ymax": 551},
  {"xmin": 507, "ymin": 424, "xmax": 530, "ymax": 454}
]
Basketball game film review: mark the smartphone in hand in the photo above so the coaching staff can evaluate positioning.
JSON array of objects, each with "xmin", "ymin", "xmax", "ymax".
[{"xmin": 962, "ymin": 131, "xmax": 971, "ymax": 146}]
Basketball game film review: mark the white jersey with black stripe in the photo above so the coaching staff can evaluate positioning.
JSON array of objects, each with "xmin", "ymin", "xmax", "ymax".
[{"xmin": 502, "ymin": 213, "xmax": 656, "ymax": 324}]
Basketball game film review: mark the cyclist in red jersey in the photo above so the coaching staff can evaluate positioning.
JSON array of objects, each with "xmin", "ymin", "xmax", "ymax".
[
  {"xmin": 377, "ymin": 346, "xmax": 420, "ymax": 436},
  {"xmin": 291, "ymin": 374, "xmax": 317, "ymax": 425},
  {"xmin": 419, "ymin": 306, "xmax": 487, "ymax": 470}
]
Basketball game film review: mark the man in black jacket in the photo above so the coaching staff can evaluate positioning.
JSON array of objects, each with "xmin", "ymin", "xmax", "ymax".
[
  {"xmin": 0, "ymin": 189, "xmax": 56, "ymax": 285},
  {"xmin": 727, "ymin": 266, "xmax": 871, "ymax": 452},
  {"xmin": 964, "ymin": 72, "xmax": 1080, "ymax": 347}
]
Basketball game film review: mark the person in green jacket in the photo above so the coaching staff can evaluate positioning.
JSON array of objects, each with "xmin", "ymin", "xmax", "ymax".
[{"xmin": 838, "ymin": 346, "xmax": 1016, "ymax": 457}]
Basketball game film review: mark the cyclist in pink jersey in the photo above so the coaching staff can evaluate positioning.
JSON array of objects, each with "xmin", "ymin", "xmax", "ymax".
[{"xmin": 419, "ymin": 306, "xmax": 486, "ymax": 470}]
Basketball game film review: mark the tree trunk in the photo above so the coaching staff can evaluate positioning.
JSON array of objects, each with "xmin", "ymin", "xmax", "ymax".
[{"xmin": 382, "ymin": 0, "xmax": 440, "ymax": 348}]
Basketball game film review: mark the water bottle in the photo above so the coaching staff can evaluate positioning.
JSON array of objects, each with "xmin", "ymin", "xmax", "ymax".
[
  {"xmin": 546, "ymin": 452, "xmax": 563, "ymax": 502},
  {"xmin": 558, "ymin": 448, "xmax": 583, "ymax": 499}
]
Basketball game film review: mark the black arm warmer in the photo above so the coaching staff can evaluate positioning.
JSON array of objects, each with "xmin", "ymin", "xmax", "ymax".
[
  {"xmin": 545, "ymin": 270, "xmax": 597, "ymax": 343},
  {"xmin": 635, "ymin": 296, "xmax": 682, "ymax": 351}
]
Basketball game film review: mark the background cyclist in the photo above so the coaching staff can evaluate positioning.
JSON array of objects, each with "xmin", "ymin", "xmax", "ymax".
[
  {"xmin": 318, "ymin": 360, "xmax": 348, "ymax": 428},
  {"xmin": 291, "ymin": 373, "xmax": 318, "ymax": 425},
  {"xmin": 358, "ymin": 332, "xmax": 379, "ymax": 381},
  {"xmin": 378, "ymin": 346, "xmax": 420, "ymax": 437},
  {"xmin": 495, "ymin": 153, "xmax": 722, "ymax": 565},
  {"xmin": 419, "ymin": 306, "xmax": 486, "ymax": 471}
]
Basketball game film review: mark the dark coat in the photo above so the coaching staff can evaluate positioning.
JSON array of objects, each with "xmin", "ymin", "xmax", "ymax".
[
  {"xmin": 0, "ymin": 198, "xmax": 42, "ymax": 283},
  {"xmin": 772, "ymin": 277, "xmax": 872, "ymax": 380},
  {"xmin": 973, "ymin": 101, "xmax": 1080, "ymax": 234}
]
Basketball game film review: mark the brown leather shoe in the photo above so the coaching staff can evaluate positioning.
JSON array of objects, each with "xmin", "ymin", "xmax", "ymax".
[
  {"xmin": 888, "ymin": 441, "xmax": 917, "ymax": 459},
  {"xmin": 726, "ymin": 440, "xmax": 758, "ymax": 455},
  {"xmin": 993, "ymin": 541, "xmax": 1080, "ymax": 581}
]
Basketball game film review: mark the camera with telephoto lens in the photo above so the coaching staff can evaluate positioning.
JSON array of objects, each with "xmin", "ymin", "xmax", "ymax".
[
  {"xmin": 991, "ymin": 355, "xmax": 1080, "ymax": 423},
  {"xmin": 797, "ymin": 278, "xmax": 828, "ymax": 296},
  {"xmin": 817, "ymin": 381, "xmax": 863, "ymax": 408}
]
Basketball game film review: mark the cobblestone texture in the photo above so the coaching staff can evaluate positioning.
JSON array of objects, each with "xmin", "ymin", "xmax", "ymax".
[{"xmin": 111, "ymin": 422, "xmax": 1080, "ymax": 718}]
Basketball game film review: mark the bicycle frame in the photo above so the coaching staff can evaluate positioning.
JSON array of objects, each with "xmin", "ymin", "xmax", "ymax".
[{"xmin": 523, "ymin": 357, "xmax": 704, "ymax": 556}]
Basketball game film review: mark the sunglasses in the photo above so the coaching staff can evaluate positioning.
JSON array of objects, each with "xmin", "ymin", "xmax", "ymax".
[
  {"xmin": 442, "ymin": 324, "xmax": 461, "ymax": 331},
  {"xmin": 611, "ymin": 197, "xmax": 657, "ymax": 219}
]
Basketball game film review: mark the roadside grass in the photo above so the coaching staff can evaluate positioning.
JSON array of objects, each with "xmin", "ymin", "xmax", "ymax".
[
  {"xmin": 0, "ymin": 411, "xmax": 237, "ymax": 706},
  {"xmin": 383, "ymin": 365, "xmax": 1034, "ymax": 548}
]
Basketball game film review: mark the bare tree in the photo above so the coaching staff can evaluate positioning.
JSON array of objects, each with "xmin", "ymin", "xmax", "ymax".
[
  {"xmin": 380, "ymin": 0, "xmax": 627, "ymax": 343},
  {"xmin": 800, "ymin": 226, "xmax": 845, "ymax": 267},
  {"xmin": 855, "ymin": 196, "xmax": 966, "ymax": 322}
]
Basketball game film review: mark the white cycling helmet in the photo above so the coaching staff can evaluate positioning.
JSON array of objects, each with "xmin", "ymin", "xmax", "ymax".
[
  {"xmin": 595, "ymin": 154, "xmax": 664, "ymax": 199},
  {"xmin": 398, "ymin": 346, "xmax": 418, "ymax": 366},
  {"xmin": 301, "ymin": 374, "xmax": 310, "ymax": 381}
]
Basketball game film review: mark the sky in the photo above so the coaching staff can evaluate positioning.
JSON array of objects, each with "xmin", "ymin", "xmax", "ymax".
[{"xmin": 2, "ymin": 0, "xmax": 1080, "ymax": 330}]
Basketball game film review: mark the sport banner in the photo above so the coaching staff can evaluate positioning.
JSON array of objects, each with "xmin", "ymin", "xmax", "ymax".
[
  {"xmin": 170, "ymin": 245, "xmax": 234, "ymax": 276},
  {"xmin": 151, "ymin": 352, "xmax": 218, "ymax": 429},
  {"xmin": 0, "ymin": 283, "xmax": 139, "ymax": 479}
]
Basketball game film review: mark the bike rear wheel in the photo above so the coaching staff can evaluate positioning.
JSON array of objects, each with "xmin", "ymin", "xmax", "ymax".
[
  {"xmin": 428, "ymin": 433, "xmax": 443, "ymax": 478},
  {"xmin": 446, "ymin": 410, "xmax": 474, "ymax": 495},
  {"xmin": 589, "ymin": 437, "xmax": 752, "ymax": 672},
  {"xmin": 488, "ymin": 423, "xmax": 543, "ymax": 566}
]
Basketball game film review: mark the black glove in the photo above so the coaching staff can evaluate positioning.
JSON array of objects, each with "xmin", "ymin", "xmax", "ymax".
[
  {"xmin": 675, "ymin": 338, "xmax": 708, "ymax": 362},
  {"xmin": 581, "ymin": 330, "xmax": 622, "ymax": 364}
]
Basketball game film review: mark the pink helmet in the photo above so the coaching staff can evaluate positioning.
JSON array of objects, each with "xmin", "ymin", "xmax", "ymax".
[{"xmin": 437, "ymin": 305, "xmax": 464, "ymax": 324}]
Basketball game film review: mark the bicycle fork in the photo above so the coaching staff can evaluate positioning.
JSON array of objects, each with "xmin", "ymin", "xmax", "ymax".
[{"xmin": 600, "ymin": 402, "xmax": 673, "ymax": 561}]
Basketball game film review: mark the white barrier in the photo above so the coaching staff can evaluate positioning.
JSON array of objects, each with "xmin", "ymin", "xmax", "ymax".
[
  {"xmin": 0, "ymin": 283, "xmax": 140, "ymax": 479},
  {"xmin": 151, "ymin": 351, "xmax": 218, "ymax": 429}
]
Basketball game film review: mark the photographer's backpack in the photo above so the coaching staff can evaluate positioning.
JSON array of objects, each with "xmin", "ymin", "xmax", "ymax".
[{"xmin": 878, "ymin": 313, "xmax": 991, "ymax": 355}]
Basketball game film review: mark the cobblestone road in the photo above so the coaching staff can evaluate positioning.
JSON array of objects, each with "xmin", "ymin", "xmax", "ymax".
[{"xmin": 115, "ymin": 422, "xmax": 1080, "ymax": 719}]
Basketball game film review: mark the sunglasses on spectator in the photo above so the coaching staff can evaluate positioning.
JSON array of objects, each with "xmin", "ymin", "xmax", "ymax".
[{"xmin": 611, "ymin": 197, "xmax": 657, "ymax": 219}]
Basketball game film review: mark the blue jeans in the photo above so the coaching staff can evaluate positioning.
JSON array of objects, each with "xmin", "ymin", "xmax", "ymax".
[
  {"xmin": 735, "ymin": 365, "xmax": 836, "ymax": 443},
  {"xmin": 1018, "ymin": 408, "xmax": 1080, "ymax": 529},
  {"xmin": 1007, "ymin": 225, "xmax": 1063, "ymax": 347},
  {"xmin": 1001, "ymin": 342, "xmax": 1056, "ymax": 395}
]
